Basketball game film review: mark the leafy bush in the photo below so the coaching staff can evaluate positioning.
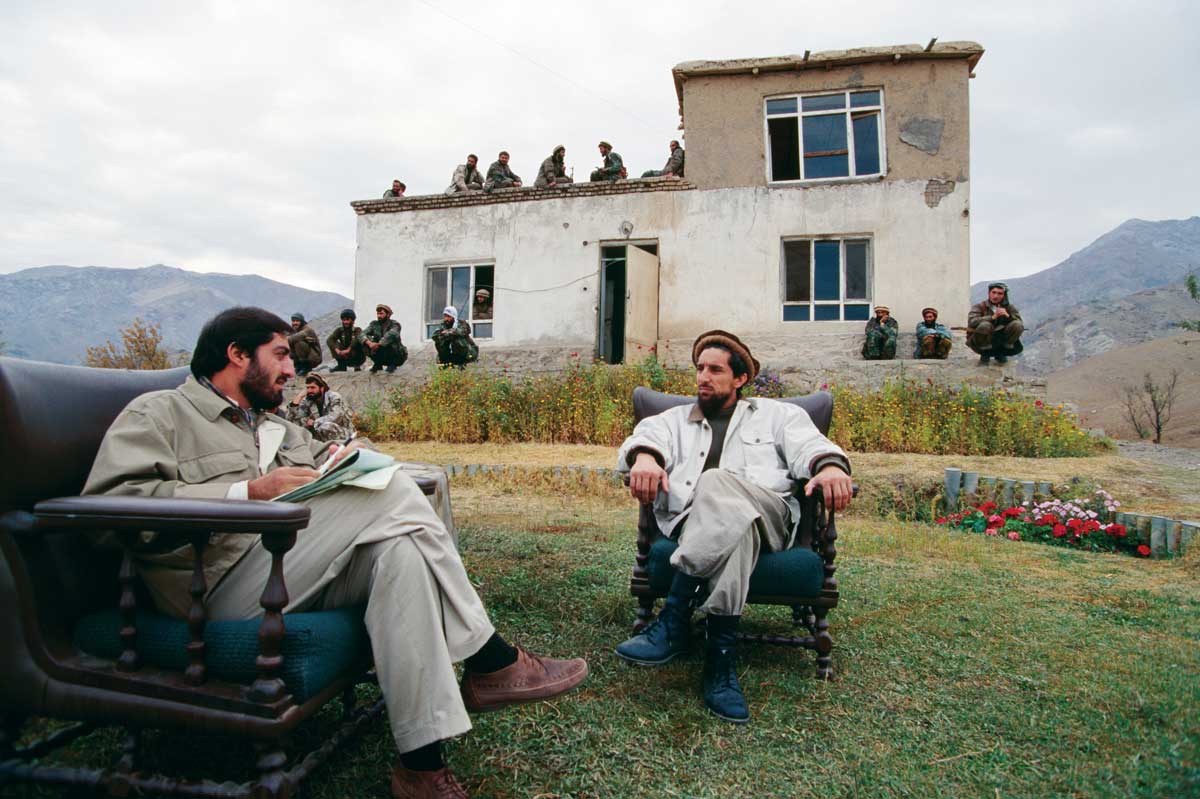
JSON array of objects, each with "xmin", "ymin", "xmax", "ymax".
[
  {"xmin": 358, "ymin": 364, "xmax": 1105, "ymax": 457},
  {"xmin": 828, "ymin": 379, "xmax": 1107, "ymax": 457}
]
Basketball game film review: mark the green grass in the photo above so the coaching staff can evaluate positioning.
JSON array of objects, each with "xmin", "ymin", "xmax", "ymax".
[{"xmin": 13, "ymin": 485, "xmax": 1198, "ymax": 798}]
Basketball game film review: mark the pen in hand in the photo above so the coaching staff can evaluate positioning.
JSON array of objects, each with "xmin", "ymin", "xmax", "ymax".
[{"xmin": 317, "ymin": 432, "xmax": 357, "ymax": 476}]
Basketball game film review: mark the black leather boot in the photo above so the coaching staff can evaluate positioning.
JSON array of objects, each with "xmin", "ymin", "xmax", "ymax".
[
  {"xmin": 615, "ymin": 572, "xmax": 703, "ymax": 665},
  {"xmin": 702, "ymin": 614, "xmax": 749, "ymax": 723}
]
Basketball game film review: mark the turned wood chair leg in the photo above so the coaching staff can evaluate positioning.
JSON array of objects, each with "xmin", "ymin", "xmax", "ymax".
[
  {"xmin": 254, "ymin": 741, "xmax": 291, "ymax": 799},
  {"xmin": 813, "ymin": 606, "xmax": 833, "ymax": 680},
  {"xmin": 633, "ymin": 595, "xmax": 656, "ymax": 633}
]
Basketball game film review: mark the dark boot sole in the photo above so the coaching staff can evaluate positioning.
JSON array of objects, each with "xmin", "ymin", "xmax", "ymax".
[
  {"xmin": 613, "ymin": 647, "xmax": 687, "ymax": 666},
  {"xmin": 705, "ymin": 703, "xmax": 750, "ymax": 724}
]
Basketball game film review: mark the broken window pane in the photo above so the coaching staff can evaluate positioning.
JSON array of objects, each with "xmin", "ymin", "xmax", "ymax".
[
  {"xmin": 783, "ymin": 304, "xmax": 810, "ymax": 321},
  {"xmin": 427, "ymin": 267, "xmax": 447, "ymax": 324},
  {"xmin": 803, "ymin": 115, "xmax": 848, "ymax": 178},
  {"xmin": 814, "ymin": 241, "xmax": 840, "ymax": 300},
  {"xmin": 852, "ymin": 112, "xmax": 881, "ymax": 175},
  {"xmin": 845, "ymin": 240, "xmax": 869, "ymax": 299},
  {"xmin": 814, "ymin": 304, "xmax": 841, "ymax": 320},
  {"xmin": 802, "ymin": 94, "xmax": 845, "ymax": 111},
  {"xmin": 783, "ymin": 240, "xmax": 811, "ymax": 302},
  {"xmin": 768, "ymin": 117, "xmax": 800, "ymax": 180},
  {"xmin": 766, "ymin": 97, "xmax": 797, "ymax": 116},
  {"xmin": 850, "ymin": 90, "xmax": 881, "ymax": 108}
]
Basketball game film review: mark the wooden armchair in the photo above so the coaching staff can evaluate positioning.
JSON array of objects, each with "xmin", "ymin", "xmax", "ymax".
[
  {"xmin": 627, "ymin": 387, "xmax": 846, "ymax": 680},
  {"xmin": 0, "ymin": 358, "xmax": 435, "ymax": 797}
]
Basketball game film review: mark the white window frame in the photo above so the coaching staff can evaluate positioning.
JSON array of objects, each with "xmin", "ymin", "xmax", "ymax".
[
  {"xmin": 780, "ymin": 236, "xmax": 874, "ymax": 322},
  {"xmin": 763, "ymin": 88, "xmax": 887, "ymax": 185},
  {"xmin": 423, "ymin": 261, "xmax": 494, "ymax": 341}
]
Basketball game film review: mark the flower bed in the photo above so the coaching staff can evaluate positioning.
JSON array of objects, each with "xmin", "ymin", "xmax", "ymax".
[{"xmin": 935, "ymin": 489, "xmax": 1147, "ymax": 557}]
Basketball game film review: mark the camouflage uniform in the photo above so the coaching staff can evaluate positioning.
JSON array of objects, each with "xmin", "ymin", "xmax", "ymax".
[
  {"xmin": 364, "ymin": 317, "xmax": 408, "ymax": 371},
  {"xmin": 967, "ymin": 291, "xmax": 1024, "ymax": 358},
  {"xmin": 288, "ymin": 317, "xmax": 323, "ymax": 374},
  {"xmin": 432, "ymin": 319, "xmax": 479, "ymax": 368},
  {"xmin": 286, "ymin": 389, "xmax": 354, "ymax": 443},
  {"xmin": 484, "ymin": 160, "xmax": 522, "ymax": 191},
  {"xmin": 534, "ymin": 146, "xmax": 572, "ymax": 188},
  {"xmin": 590, "ymin": 149, "xmax": 624, "ymax": 182},
  {"xmin": 914, "ymin": 313, "xmax": 953, "ymax": 359},
  {"xmin": 862, "ymin": 316, "xmax": 898, "ymax": 360},
  {"xmin": 327, "ymin": 324, "xmax": 367, "ymax": 370},
  {"xmin": 444, "ymin": 162, "xmax": 484, "ymax": 195},
  {"xmin": 641, "ymin": 145, "xmax": 685, "ymax": 178}
]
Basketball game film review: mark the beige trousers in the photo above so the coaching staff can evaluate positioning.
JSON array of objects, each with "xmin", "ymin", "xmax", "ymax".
[
  {"xmin": 203, "ymin": 471, "xmax": 495, "ymax": 754},
  {"xmin": 669, "ymin": 470, "xmax": 793, "ymax": 616}
]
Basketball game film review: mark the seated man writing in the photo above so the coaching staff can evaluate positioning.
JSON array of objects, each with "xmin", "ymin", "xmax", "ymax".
[
  {"xmin": 614, "ymin": 330, "xmax": 852, "ymax": 723},
  {"xmin": 83, "ymin": 307, "xmax": 587, "ymax": 798}
]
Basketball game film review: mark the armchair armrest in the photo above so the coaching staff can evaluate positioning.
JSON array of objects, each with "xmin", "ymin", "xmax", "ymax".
[{"xmin": 34, "ymin": 495, "xmax": 310, "ymax": 535}]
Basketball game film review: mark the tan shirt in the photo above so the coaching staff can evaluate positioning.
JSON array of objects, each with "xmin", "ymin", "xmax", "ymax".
[{"xmin": 83, "ymin": 374, "xmax": 332, "ymax": 613}]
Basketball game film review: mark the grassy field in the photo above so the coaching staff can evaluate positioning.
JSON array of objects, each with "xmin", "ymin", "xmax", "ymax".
[{"xmin": 15, "ymin": 474, "xmax": 1198, "ymax": 798}]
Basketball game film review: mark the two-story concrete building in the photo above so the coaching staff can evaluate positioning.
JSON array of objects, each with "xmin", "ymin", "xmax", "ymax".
[{"xmin": 350, "ymin": 41, "xmax": 984, "ymax": 375}]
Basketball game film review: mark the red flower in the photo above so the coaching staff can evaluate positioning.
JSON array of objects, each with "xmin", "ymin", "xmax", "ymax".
[
  {"xmin": 1038, "ymin": 513, "xmax": 1060, "ymax": 526},
  {"xmin": 1083, "ymin": 520, "xmax": 1101, "ymax": 533},
  {"xmin": 1052, "ymin": 524, "xmax": 1068, "ymax": 538},
  {"xmin": 1106, "ymin": 523, "xmax": 1127, "ymax": 538},
  {"xmin": 978, "ymin": 501, "xmax": 998, "ymax": 513},
  {"xmin": 1003, "ymin": 507, "xmax": 1023, "ymax": 518},
  {"xmin": 1137, "ymin": 544, "xmax": 1151, "ymax": 557},
  {"xmin": 1035, "ymin": 399, "xmax": 1044, "ymax": 408},
  {"xmin": 570, "ymin": 352, "xmax": 579, "ymax": 357},
  {"xmin": 1067, "ymin": 518, "xmax": 1083, "ymax": 530},
  {"xmin": 935, "ymin": 517, "xmax": 948, "ymax": 524},
  {"xmin": 986, "ymin": 514, "xmax": 1004, "ymax": 529}
]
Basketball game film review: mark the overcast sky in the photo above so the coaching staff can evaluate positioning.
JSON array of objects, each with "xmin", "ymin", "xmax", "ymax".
[{"xmin": 2, "ymin": 0, "xmax": 1196, "ymax": 295}]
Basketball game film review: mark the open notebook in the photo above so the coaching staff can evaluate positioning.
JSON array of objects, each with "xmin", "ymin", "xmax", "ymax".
[{"xmin": 271, "ymin": 448, "xmax": 401, "ymax": 503}]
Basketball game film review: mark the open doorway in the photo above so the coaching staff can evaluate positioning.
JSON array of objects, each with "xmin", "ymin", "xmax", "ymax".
[{"xmin": 598, "ymin": 241, "xmax": 659, "ymax": 364}]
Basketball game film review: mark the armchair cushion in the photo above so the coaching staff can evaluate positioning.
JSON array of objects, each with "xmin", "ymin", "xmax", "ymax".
[
  {"xmin": 647, "ymin": 537, "xmax": 824, "ymax": 599},
  {"xmin": 73, "ymin": 606, "xmax": 368, "ymax": 702}
]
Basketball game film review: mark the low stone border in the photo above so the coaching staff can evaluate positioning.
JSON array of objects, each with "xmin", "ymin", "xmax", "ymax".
[
  {"xmin": 441, "ymin": 463, "xmax": 624, "ymax": 485},
  {"xmin": 943, "ymin": 467, "xmax": 1198, "ymax": 558}
]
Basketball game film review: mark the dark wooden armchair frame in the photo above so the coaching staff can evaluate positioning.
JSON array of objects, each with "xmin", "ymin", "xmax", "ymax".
[
  {"xmin": 0, "ymin": 358, "xmax": 435, "ymax": 798},
  {"xmin": 627, "ymin": 387, "xmax": 847, "ymax": 680}
]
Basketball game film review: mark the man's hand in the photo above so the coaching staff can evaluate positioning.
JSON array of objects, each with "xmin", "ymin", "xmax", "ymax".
[
  {"xmin": 993, "ymin": 307, "xmax": 1009, "ymax": 319},
  {"xmin": 629, "ymin": 451, "xmax": 668, "ymax": 505},
  {"xmin": 366, "ymin": 340, "xmax": 379, "ymax": 351},
  {"xmin": 805, "ymin": 465, "xmax": 853, "ymax": 512},
  {"xmin": 247, "ymin": 467, "xmax": 320, "ymax": 500},
  {"xmin": 292, "ymin": 390, "xmax": 306, "ymax": 406},
  {"xmin": 304, "ymin": 418, "xmax": 314, "ymax": 428},
  {"xmin": 324, "ymin": 438, "xmax": 368, "ymax": 470}
]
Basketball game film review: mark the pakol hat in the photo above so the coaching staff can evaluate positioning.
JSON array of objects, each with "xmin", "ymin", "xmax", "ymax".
[
  {"xmin": 598, "ymin": 140, "xmax": 612, "ymax": 149},
  {"xmin": 475, "ymin": 288, "xmax": 490, "ymax": 298},
  {"xmin": 921, "ymin": 307, "xmax": 938, "ymax": 317},
  {"xmin": 692, "ymin": 329, "xmax": 760, "ymax": 382},
  {"xmin": 340, "ymin": 308, "xmax": 356, "ymax": 320},
  {"xmin": 304, "ymin": 373, "xmax": 329, "ymax": 390},
  {"xmin": 376, "ymin": 303, "xmax": 393, "ymax": 315},
  {"xmin": 873, "ymin": 305, "xmax": 890, "ymax": 315}
]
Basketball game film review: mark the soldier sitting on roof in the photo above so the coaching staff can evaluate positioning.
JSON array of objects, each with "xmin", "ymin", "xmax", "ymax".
[
  {"xmin": 484, "ymin": 151, "xmax": 522, "ymax": 192},
  {"xmin": 590, "ymin": 141, "xmax": 624, "ymax": 182},
  {"xmin": 535, "ymin": 145, "xmax": 573, "ymax": 188},
  {"xmin": 444, "ymin": 154, "xmax": 485, "ymax": 195},
  {"xmin": 642, "ymin": 140, "xmax": 685, "ymax": 178}
]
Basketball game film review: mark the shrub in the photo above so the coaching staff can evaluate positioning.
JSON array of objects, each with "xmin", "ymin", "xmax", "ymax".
[{"xmin": 828, "ymin": 379, "xmax": 1107, "ymax": 457}]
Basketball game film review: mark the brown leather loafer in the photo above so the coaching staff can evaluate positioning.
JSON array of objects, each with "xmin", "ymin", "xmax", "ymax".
[
  {"xmin": 390, "ymin": 764, "xmax": 468, "ymax": 798},
  {"xmin": 460, "ymin": 646, "xmax": 588, "ymax": 713}
]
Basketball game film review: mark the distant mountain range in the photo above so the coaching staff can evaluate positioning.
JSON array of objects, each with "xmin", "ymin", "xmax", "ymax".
[
  {"xmin": 0, "ymin": 265, "xmax": 350, "ymax": 364},
  {"xmin": 971, "ymin": 217, "xmax": 1200, "ymax": 373}
]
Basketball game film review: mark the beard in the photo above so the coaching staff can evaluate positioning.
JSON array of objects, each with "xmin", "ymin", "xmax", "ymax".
[
  {"xmin": 240, "ymin": 356, "xmax": 284, "ymax": 411},
  {"xmin": 697, "ymin": 387, "xmax": 735, "ymax": 416}
]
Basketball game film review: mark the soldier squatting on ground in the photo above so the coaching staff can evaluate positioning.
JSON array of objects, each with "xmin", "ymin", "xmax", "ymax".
[
  {"xmin": 861, "ymin": 305, "xmax": 898, "ymax": 360},
  {"xmin": 967, "ymin": 282, "xmax": 1024, "ymax": 365},
  {"xmin": 364, "ymin": 303, "xmax": 408, "ymax": 373},
  {"xmin": 286, "ymin": 373, "xmax": 355, "ymax": 442},
  {"xmin": 914, "ymin": 307, "xmax": 953, "ymax": 359},
  {"xmin": 432, "ymin": 306, "xmax": 479, "ymax": 369},
  {"xmin": 328, "ymin": 308, "xmax": 367, "ymax": 371},
  {"xmin": 288, "ymin": 313, "xmax": 323, "ymax": 376}
]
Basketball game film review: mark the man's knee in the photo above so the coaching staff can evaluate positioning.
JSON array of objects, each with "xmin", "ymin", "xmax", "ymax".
[
  {"xmin": 1006, "ymin": 320, "xmax": 1024, "ymax": 339},
  {"xmin": 694, "ymin": 468, "xmax": 741, "ymax": 496},
  {"xmin": 974, "ymin": 321, "xmax": 994, "ymax": 337}
]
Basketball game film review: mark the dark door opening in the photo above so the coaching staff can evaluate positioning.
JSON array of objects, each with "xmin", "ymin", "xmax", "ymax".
[{"xmin": 599, "ymin": 242, "xmax": 659, "ymax": 364}]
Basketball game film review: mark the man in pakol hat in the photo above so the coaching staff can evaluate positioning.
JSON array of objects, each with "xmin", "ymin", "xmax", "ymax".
[
  {"xmin": 471, "ymin": 288, "xmax": 493, "ymax": 321},
  {"xmin": 286, "ymin": 373, "xmax": 354, "ymax": 442},
  {"xmin": 432, "ymin": 306, "xmax": 479, "ymax": 368},
  {"xmin": 534, "ymin": 145, "xmax": 572, "ymax": 188},
  {"xmin": 364, "ymin": 303, "xmax": 408, "ymax": 373},
  {"xmin": 914, "ymin": 307, "xmax": 953, "ymax": 359},
  {"xmin": 327, "ymin": 308, "xmax": 367, "ymax": 371},
  {"xmin": 287, "ymin": 312, "xmax": 323, "ymax": 376},
  {"xmin": 967, "ymin": 282, "xmax": 1024, "ymax": 364},
  {"xmin": 614, "ymin": 330, "xmax": 852, "ymax": 723},
  {"xmin": 590, "ymin": 141, "xmax": 624, "ymax": 182},
  {"xmin": 861, "ymin": 305, "xmax": 898, "ymax": 360}
]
